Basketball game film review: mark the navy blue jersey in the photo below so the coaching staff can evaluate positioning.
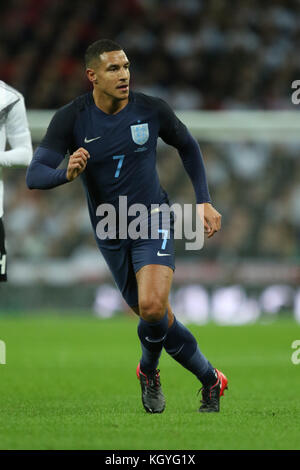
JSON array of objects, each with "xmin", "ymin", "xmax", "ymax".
[
  {"xmin": 27, "ymin": 91, "xmax": 211, "ymax": 238},
  {"xmin": 26, "ymin": 91, "xmax": 211, "ymax": 305}
]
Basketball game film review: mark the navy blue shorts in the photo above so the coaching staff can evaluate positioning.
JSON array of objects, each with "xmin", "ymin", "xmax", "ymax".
[{"xmin": 97, "ymin": 209, "xmax": 175, "ymax": 308}]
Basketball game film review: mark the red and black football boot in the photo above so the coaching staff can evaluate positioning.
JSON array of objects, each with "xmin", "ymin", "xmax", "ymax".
[
  {"xmin": 136, "ymin": 362, "xmax": 166, "ymax": 414},
  {"xmin": 198, "ymin": 368, "xmax": 228, "ymax": 412}
]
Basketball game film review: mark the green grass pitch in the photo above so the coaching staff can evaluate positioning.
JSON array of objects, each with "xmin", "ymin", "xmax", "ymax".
[{"xmin": 0, "ymin": 313, "xmax": 299, "ymax": 450}]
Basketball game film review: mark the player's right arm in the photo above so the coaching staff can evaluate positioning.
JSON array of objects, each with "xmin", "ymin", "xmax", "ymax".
[{"xmin": 26, "ymin": 104, "xmax": 89, "ymax": 189}]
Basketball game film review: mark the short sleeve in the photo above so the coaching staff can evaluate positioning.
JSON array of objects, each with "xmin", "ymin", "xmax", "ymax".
[
  {"xmin": 5, "ymin": 96, "xmax": 32, "ymax": 152},
  {"xmin": 40, "ymin": 102, "xmax": 76, "ymax": 156},
  {"xmin": 6, "ymin": 96, "xmax": 29, "ymax": 138},
  {"xmin": 157, "ymin": 98, "xmax": 189, "ymax": 149}
]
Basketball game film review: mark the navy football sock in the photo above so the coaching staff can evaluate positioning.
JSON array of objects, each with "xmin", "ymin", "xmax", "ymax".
[
  {"xmin": 139, "ymin": 343, "xmax": 162, "ymax": 374},
  {"xmin": 164, "ymin": 316, "xmax": 217, "ymax": 386},
  {"xmin": 137, "ymin": 309, "xmax": 169, "ymax": 374},
  {"xmin": 137, "ymin": 311, "xmax": 168, "ymax": 373}
]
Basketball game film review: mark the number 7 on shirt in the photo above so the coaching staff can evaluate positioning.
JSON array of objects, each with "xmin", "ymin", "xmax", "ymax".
[{"xmin": 112, "ymin": 155, "xmax": 125, "ymax": 178}]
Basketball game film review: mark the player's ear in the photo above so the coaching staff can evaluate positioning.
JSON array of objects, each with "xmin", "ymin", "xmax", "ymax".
[{"xmin": 86, "ymin": 68, "xmax": 98, "ymax": 84}]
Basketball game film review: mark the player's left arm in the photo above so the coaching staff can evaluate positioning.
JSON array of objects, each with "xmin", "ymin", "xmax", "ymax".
[
  {"xmin": 158, "ymin": 99, "xmax": 221, "ymax": 238},
  {"xmin": 177, "ymin": 132, "xmax": 221, "ymax": 239},
  {"xmin": 0, "ymin": 96, "xmax": 33, "ymax": 167}
]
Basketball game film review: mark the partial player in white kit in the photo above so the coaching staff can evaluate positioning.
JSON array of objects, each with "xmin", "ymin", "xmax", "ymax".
[{"xmin": 0, "ymin": 81, "xmax": 32, "ymax": 281}]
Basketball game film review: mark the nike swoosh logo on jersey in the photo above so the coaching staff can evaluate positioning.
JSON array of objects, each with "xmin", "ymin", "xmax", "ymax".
[
  {"xmin": 84, "ymin": 136, "xmax": 101, "ymax": 143},
  {"xmin": 157, "ymin": 251, "xmax": 171, "ymax": 256}
]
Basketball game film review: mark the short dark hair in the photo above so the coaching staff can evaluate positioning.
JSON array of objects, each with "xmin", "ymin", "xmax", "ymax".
[{"xmin": 85, "ymin": 39, "xmax": 123, "ymax": 68}]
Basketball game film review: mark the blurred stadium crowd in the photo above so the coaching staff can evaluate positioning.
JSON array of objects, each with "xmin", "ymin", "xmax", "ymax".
[
  {"xmin": 0, "ymin": 0, "xmax": 299, "ymax": 263},
  {"xmin": 0, "ymin": 0, "xmax": 298, "ymax": 110}
]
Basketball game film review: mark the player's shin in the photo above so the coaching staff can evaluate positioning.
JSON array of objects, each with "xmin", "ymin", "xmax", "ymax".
[{"xmin": 164, "ymin": 316, "xmax": 217, "ymax": 386}]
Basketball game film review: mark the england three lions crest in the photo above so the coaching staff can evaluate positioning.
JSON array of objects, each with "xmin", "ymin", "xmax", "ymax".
[{"xmin": 131, "ymin": 123, "xmax": 149, "ymax": 145}]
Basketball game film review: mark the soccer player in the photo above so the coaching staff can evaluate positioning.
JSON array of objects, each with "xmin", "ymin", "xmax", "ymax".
[
  {"xmin": 26, "ymin": 39, "xmax": 228, "ymax": 413},
  {"xmin": 0, "ymin": 81, "xmax": 33, "ymax": 282}
]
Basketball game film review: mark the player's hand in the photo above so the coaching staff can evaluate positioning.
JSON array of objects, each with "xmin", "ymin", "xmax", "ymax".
[
  {"xmin": 197, "ymin": 202, "xmax": 221, "ymax": 238},
  {"xmin": 67, "ymin": 148, "xmax": 90, "ymax": 181}
]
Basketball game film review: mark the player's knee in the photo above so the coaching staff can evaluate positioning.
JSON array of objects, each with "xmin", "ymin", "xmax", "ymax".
[{"xmin": 139, "ymin": 297, "xmax": 166, "ymax": 322}]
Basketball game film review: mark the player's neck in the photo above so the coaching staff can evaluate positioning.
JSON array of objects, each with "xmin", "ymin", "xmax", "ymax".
[{"xmin": 92, "ymin": 90, "xmax": 129, "ymax": 115}]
